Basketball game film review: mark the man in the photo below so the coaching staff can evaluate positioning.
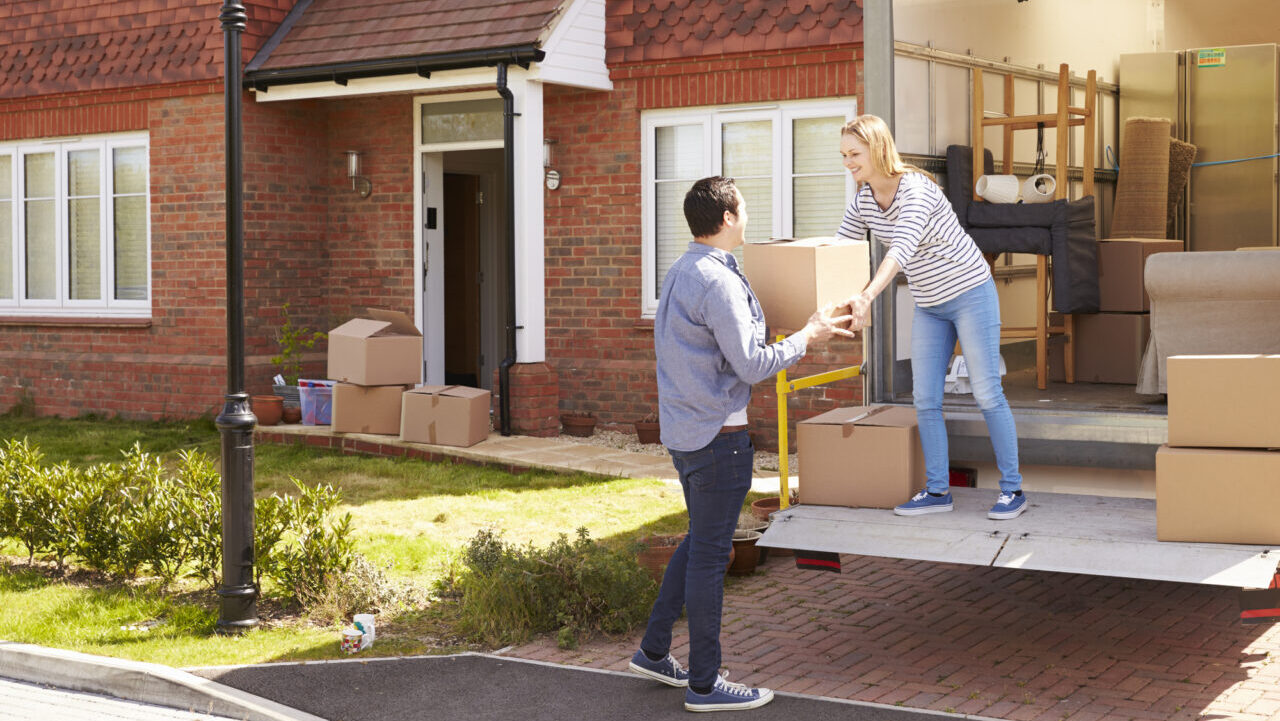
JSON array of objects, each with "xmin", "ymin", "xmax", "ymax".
[{"xmin": 628, "ymin": 176, "xmax": 853, "ymax": 712}]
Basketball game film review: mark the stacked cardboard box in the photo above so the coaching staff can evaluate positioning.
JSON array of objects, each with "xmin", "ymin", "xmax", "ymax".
[
  {"xmin": 1049, "ymin": 238, "xmax": 1182, "ymax": 384},
  {"xmin": 796, "ymin": 406, "xmax": 924, "ymax": 509},
  {"xmin": 1155, "ymin": 354, "xmax": 1280, "ymax": 544},
  {"xmin": 327, "ymin": 309, "xmax": 421, "ymax": 435}
]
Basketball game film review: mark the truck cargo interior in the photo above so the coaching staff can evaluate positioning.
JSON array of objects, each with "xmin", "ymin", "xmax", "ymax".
[{"xmin": 760, "ymin": 0, "xmax": 1280, "ymax": 589}]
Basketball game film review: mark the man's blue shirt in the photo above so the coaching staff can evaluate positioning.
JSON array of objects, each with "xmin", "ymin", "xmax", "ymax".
[{"xmin": 654, "ymin": 242, "xmax": 808, "ymax": 452}]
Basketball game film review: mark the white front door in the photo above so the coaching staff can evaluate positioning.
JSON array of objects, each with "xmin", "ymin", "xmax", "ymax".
[{"xmin": 421, "ymin": 152, "xmax": 445, "ymax": 384}]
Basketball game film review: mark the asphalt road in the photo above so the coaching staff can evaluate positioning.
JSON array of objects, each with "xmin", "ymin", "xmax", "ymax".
[{"xmin": 194, "ymin": 654, "xmax": 964, "ymax": 721}]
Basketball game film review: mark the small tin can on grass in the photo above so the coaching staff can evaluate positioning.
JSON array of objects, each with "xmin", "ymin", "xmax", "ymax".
[{"xmin": 340, "ymin": 627, "xmax": 364, "ymax": 654}]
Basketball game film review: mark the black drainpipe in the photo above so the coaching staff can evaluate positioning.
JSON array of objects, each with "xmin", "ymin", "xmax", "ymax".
[{"xmin": 496, "ymin": 62, "xmax": 518, "ymax": 436}]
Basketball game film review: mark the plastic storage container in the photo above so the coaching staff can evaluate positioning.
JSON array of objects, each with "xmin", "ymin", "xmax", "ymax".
[{"xmin": 298, "ymin": 379, "xmax": 336, "ymax": 425}]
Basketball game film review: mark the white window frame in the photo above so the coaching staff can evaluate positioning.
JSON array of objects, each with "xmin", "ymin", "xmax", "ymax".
[
  {"xmin": 640, "ymin": 99, "xmax": 857, "ymax": 317},
  {"xmin": 0, "ymin": 132, "xmax": 151, "ymax": 318}
]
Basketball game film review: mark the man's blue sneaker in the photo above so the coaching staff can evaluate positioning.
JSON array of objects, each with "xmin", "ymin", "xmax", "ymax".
[
  {"xmin": 894, "ymin": 490, "xmax": 953, "ymax": 516},
  {"xmin": 684, "ymin": 675, "xmax": 774, "ymax": 712},
  {"xmin": 628, "ymin": 650, "xmax": 689, "ymax": 687},
  {"xmin": 988, "ymin": 491, "xmax": 1027, "ymax": 520}
]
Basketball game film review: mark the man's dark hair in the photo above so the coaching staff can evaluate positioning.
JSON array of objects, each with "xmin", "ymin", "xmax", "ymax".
[{"xmin": 683, "ymin": 176, "xmax": 739, "ymax": 239}]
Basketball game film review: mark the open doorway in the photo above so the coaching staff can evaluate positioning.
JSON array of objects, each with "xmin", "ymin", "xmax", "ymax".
[{"xmin": 422, "ymin": 149, "xmax": 506, "ymax": 391}]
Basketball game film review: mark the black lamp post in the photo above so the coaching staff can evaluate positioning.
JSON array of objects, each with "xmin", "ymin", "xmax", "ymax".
[{"xmin": 214, "ymin": 0, "xmax": 258, "ymax": 633}]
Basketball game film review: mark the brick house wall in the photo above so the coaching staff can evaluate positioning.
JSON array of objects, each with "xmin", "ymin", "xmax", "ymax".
[{"xmin": 543, "ymin": 45, "xmax": 867, "ymax": 451}]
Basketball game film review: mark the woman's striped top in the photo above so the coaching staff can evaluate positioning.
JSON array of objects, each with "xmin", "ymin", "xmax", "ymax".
[{"xmin": 836, "ymin": 171, "xmax": 990, "ymax": 307}]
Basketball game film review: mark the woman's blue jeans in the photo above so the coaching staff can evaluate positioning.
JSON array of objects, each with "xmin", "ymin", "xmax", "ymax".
[
  {"xmin": 640, "ymin": 429, "xmax": 753, "ymax": 691},
  {"xmin": 912, "ymin": 279, "xmax": 1022, "ymax": 494}
]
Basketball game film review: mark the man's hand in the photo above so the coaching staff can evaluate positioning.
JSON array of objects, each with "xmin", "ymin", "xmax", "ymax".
[{"xmin": 801, "ymin": 303, "xmax": 858, "ymax": 345}]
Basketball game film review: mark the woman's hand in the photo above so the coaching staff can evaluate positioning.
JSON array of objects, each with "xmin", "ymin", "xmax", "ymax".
[{"xmin": 846, "ymin": 291, "xmax": 872, "ymax": 328}]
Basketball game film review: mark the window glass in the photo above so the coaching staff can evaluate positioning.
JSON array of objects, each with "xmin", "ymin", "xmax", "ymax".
[
  {"xmin": 112, "ymin": 147, "xmax": 146, "ymax": 194},
  {"xmin": 420, "ymin": 99, "xmax": 504, "ymax": 144},
  {"xmin": 792, "ymin": 117, "xmax": 847, "ymax": 238},
  {"xmin": 68, "ymin": 150, "xmax": 101, "ymax": 300},
  {"xmin": 114, "ymin": 196, "xmax": 146, "ymax": 300},
  {"xmin": 654, "ymin": 125, "xmax": 703, "ymax": 299},
  {"xmin": 723, "ymin": 120, "xmax": 773, "ymax": 245},
  {"xmin": 113, "ymin": 147, "xmax": 147, "ymax": 301},
  {"xmin": 0, "ymin": 155, "xmax": 10, "ymax": 300},
  {"xmin": 24, "ymin": 153, "xmax": 56, "ymax": 300}
]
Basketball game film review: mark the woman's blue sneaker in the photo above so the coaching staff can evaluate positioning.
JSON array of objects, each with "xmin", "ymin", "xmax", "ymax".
[
  {"xmin": 684, "ymin": 675, "xmax": 774, "ymax": 712},
  {"xmin": 988, "ymin": 491, "xmax": 1027, "ymax": 520},
  {"xmin": 894, "ymin": 490, "xmax": 953, "ymax": 516},
  {"xmin": 628, "ymin": 650, "xmax": 689, "ymax": 687}
]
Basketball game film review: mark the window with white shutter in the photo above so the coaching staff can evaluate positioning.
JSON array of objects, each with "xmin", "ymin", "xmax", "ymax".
[
  {"xmin": 0, "ymin": 133, "xmax": 150, "ymax": 317},
  {"xmin": 641, "ymin": 101, "xmax": 855, "ymax": 316}
]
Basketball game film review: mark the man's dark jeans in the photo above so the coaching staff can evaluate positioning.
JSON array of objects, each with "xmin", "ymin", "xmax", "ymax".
[{"xmin": 640, "ymin": 429, "xmax": 753, "ymax": 690}]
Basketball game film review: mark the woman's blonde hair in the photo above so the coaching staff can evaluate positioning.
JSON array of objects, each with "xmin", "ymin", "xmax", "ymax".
[{"xmin": 841, "ymin": 114, "xmax": 935, "ymax": 183}]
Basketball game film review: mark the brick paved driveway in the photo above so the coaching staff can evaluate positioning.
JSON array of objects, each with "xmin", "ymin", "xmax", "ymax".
[{"xmin": 508, "ymin": 555, "xmax": 1280, "ymax": 721}]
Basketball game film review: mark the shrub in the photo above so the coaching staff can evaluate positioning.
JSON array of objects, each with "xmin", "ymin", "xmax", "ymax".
[
  {"xmin": 0, "ymin": 440, "xmax": 357, "ymax": 611},
  {"xmin": 444, "ymin": 527, "xmax": 656, "ymax": 649},
  {"xmin": 269, "ymin": 480, "xmax": 355, "ymax": 607}
]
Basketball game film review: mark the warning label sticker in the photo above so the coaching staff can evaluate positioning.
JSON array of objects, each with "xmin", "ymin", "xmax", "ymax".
[{"xmin": 1197, "ymin": 48, "xmax": 1226, "ymax": 68}]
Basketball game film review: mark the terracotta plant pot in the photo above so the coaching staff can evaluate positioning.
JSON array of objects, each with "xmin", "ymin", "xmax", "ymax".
[
  {"xmin": 634, "ymin": 420, "xmax": 661, "ymax": 445},
  {"xmin": 737, "ymin": 520, "xmax": 769, "ymax": 564},
  {"xmin": 560, "ymin": 413, "xmax": 597, "ymax": 438},
  {"xmin": 750, "ymin": 496, "xmax": 780, "ymax": 522},
  {"xmin": 281, "ymin": 406, "xmax": 302, "ymax": 424},
  {"xmin": 637, "ymin": 534, "xmax": 736, "ymax": 583},
  {"xmin": 636, "ymin": 534, "xmax": 685, "ymax": 583},
  {"xmin": 251, "ymin": 395, "xmax": 283, "ymax": 426},
  {"xmin": 727, "ymin": 530, "xmax": 761, "ymax": 576}
]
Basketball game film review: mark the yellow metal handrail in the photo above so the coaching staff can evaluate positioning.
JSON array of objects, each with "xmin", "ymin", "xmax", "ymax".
[{"xmin": 774, "ymin": 334, "xmax": 862, "ymax": 509}]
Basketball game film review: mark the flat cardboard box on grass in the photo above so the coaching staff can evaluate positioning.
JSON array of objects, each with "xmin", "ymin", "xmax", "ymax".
[
  {"xmin": 743, "ymin": 237, "xmax": 870, "ymax": 333},
  {"xmin": 331, "ymin": 383, "xmax": 411, "ymax": 435},
  {"xmin": 1156, "ymin": 445, "xmax": 1280, "ymax": 544},
  {"xmin": 328, "ymin": 308, "xmax": 423, "ymax": 386},
  {"xmin": 797, "ymin": 405, "xmax": 923, "ymax": 509},
  {"xmin": 400, "ymin": 385, "xmax": 490, "ymax": 447},
  {"xmin": 1096, "ymin": 238, "xmax": 1182, "ymax": 312},
  {"xmin": 1167, "ymin": 354, "xmax": 1280, "ymax": 449}
]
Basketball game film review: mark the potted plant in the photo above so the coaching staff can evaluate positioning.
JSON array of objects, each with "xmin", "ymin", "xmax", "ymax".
[
  {"xmin": 559, "ymin": 411, "xmax": 597, "ymax": 437},
  {"xmin": 270, "ymin": 302, "xmax": 326, "ymax": 409},
  {"xmin": 634, "ymin": 413, "xmax": 661, "ymax": 444}
]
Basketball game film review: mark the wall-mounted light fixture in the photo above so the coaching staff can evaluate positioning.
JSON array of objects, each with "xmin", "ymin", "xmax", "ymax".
[
  {"xmin": 543, "ymin": 138, "xmax": 560, "ymax": 191},
  {"xmin": 345, "ymin": 150, "xmax": 372, "ymax": 198}
]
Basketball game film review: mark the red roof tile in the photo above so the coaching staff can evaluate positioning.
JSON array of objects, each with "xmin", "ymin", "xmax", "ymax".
[
  {"xmin": 0, "ymin": 1, "xmax": 292, "ymax": 101},
  {"xmin": 607, "ymin": 0, "xmax": 863, "ymax": 64},
  {"xmin": 252, "ymin": 0, "xmax": 567, "ymax": 72}
]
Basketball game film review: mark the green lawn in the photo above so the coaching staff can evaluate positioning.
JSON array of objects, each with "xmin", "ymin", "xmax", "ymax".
[{"xmin": 0, "ymin": 415, "xmax": 699, "ymax": 667}]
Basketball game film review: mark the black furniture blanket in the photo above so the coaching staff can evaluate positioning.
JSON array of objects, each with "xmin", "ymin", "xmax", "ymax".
[{"xmin": 944, "ymin": 145, "xmax": 1099, "ymax": 314}]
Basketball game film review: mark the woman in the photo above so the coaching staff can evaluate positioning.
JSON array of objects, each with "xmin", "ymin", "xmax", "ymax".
[{"xmin": 837, "ymin": 114, "xmax": 1025, "ymax": 520}]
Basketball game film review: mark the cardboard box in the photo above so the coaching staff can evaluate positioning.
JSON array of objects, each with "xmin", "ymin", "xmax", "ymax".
[
  {"xmin": 1156, "ymin": 445, "xmax": 1280, "ymax": 544},
  {"xmin": 331, "ymin": 383, "xmax": 411, "ymax": 435},
  {"xmin": 1167, "ymin": 354, "xmax": 1280, "ymax": 449},
  {"xmin": 796, "ymin": 405, "xmax": 924, "ymax": 508},
  {"xmin": 743, "ymin": 238, "xmax": 870, "ymax": 333},
  {"xmin": 400, "ymin": 385, "xmax": 491, "ymax": 447},
  {"xmin": 1096, "ymin": 238, "xmax": 1182, "ymax": 312},
  {"xmin": 328, "ymin": 309, "xmax": 423, "ymax": 386},
  {"xmin": 1070, "ymin": 312, "xmax": 1150, "ymax": 384}
]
